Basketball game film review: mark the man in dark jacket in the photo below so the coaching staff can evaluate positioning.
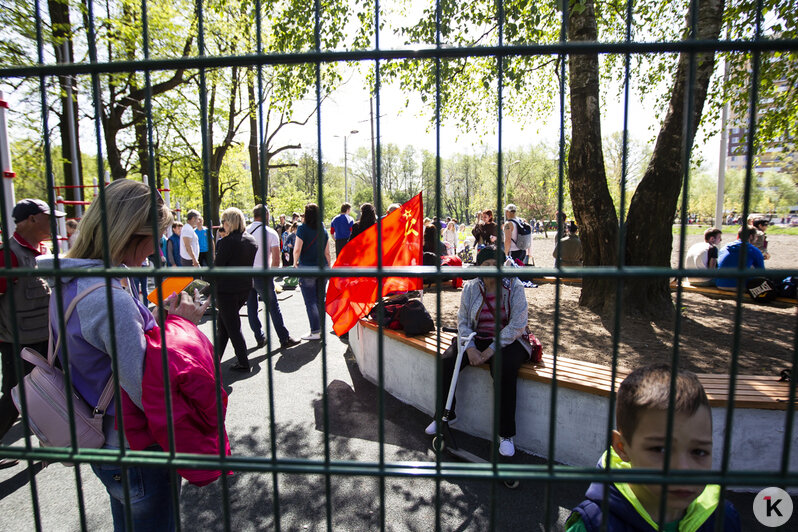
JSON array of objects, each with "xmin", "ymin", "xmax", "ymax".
[{"xmin": 0, "ymin": 199, "xmax": 65, "ymax": 469}]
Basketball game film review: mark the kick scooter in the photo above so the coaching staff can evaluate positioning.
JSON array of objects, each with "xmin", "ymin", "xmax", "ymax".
[{"xmin": 431, "ymin": 332, "xmax": 519, "ymax": 489}]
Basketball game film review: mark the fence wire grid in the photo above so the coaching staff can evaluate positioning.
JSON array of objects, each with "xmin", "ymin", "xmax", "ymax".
[{"xmin": 0, "ymin": 0, "xmax": 797, "ymax": 530}]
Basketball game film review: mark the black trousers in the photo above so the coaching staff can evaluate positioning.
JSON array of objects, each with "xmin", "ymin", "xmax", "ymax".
[
  {"xmin": 0, "ymin": 340, "xmax": 45, "ymax": 441},
  {"xmin": 438, "ymin": 336, "xmax": 529, "ymax": 438},
  {"xmin": 334, "ymin": 238, "xmax": 349, "ymax": 256},
  {"xmin": 509, "ymin": 249, "xmax": 526, "ymax": 262},
  {"xmin": 216, "ymin": 291, "xmax": 250, "ymax": 366}
]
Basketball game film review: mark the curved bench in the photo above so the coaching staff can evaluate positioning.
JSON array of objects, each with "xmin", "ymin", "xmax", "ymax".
[{"xmin": 350, "ymin": 319, "xmax": 797, "ymax": 472}]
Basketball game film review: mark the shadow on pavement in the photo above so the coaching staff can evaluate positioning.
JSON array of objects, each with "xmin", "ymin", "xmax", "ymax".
[
  {"xmin": 0, "ymin": 460, "xmax": 44, "ymax": 500},
  {"xmin": 272, "ymin": 343, "xmax": 322, "ymax": 373}
]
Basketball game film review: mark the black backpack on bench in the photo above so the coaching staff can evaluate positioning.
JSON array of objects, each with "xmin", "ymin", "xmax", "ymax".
[{"xmin": 396, "ymin": 299, "xmax": 434, "ymax": 336}]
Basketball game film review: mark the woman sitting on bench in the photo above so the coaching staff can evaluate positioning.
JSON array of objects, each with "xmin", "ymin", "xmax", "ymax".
[{"xmin": 424, "ymin": 245, "xmax": 533, "ymax": 457}]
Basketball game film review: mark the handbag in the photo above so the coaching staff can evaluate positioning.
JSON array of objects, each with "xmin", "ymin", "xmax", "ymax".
[
  {"xmin": 523, "ymin": 327, "xmax": 544, "ymax": 364},
  {"xmin": 11, "ymin": 282, "xmax": 115, "ymax": 449}
]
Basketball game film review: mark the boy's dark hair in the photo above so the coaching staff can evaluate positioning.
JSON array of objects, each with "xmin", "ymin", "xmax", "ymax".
[
  {"xmin": 340, "ymin": 203, "xmax": 351, "ymax": 213},
  {"xmin": 253, "ymin": 204, "xmax": 267, "ymax": 220},
  {"xmin": 737, "ymin": 225, "xmax": 754, "ymax": 241},
  {"xmin": 616, "ymin": 364, "xmax": 709, "ymax": 443},
  {"xmin": 752, "ymin": 217, "xmax": 769, "ymax": 229},
  {"xmin": 704, "ymin": 227, "xmax": 721, "ymax": 241}
]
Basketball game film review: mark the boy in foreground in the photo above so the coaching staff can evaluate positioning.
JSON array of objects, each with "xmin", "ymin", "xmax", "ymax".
[{"xmin": 566, "ymin": 364, "xmax": 740, "ymax": 531}]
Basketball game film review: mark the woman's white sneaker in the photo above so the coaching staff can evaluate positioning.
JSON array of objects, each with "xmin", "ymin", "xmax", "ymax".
[
  {"xmin": 499, "ymin": 437, "xmax": 515, "ymax": 457},
  {"xmin": 301, "ymin": 332, "xmax": 321, "ymax": 341}
]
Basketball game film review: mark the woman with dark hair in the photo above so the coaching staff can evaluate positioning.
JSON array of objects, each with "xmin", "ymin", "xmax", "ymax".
[
  {"xmin": 350, "ymin": 202, "xmax": 376, "ymax": 241},
  {"xmin": 294, "ymin": 203, "xmax": 331, "ymax": 341},
  {"xmin": 472, "ymin": 209, "xmax": 498, "ymax": 247},
  {"xmin": 423, "ymin": 224, "xmax": 447, "ymax": 257}
]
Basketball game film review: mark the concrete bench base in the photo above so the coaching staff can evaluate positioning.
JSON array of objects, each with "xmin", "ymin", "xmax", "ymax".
[{"xmin": 350, "ymin": 321, "xmax": 798, "ymax": 473}]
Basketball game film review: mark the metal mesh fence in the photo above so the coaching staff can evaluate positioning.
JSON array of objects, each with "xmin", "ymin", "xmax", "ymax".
[{"xmin": 0, "ymin": 0, "xmax": 797, "ymax": 530}]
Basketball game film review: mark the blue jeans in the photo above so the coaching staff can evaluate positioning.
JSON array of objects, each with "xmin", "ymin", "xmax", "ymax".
[
  {"xmin": 91, "ymin": 448, "xmax": 180, "ymax": 532},
  {"xmin": 299, "ymin": 277, "xmax": 325, "ymax": 333},
  {"xmin": 247, "ymin": 277, "xmax": 290, "ymax": 343}
]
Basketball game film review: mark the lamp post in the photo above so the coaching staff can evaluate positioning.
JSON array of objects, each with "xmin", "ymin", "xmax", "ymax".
[
  {"xmin": 493, "ymin": 159, "xmax": 521, "ymax": 211},
  {"xmin": 335, "ymin": 129, "xmax": 359, "ymax": 204}
]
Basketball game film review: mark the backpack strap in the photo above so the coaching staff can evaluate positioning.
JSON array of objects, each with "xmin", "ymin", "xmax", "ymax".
[
  {"xmin": 49, "ymin": 281, "xmax": 124, "ymax": 413},
  {"xmin": 508, "ymin": 218, "xmax": 520, "ymax": 245},
  {"xmin": 47, "ymin": 281, "xmax": 116, "ymax": 367},
  {"xmin": 94, "ymin": 377, "xmax": 116, "ymax": 415}
]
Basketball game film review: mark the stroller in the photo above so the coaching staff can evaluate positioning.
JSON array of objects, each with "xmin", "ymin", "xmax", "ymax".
[{"xmin": 457, "ymin": 241, "xmax": 475, "ymax": 264}]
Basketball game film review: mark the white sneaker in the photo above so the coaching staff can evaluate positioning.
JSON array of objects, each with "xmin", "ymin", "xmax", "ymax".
[
  {"xmin": 499, "ymin": 437, "xmax": 515, "ymax": 457},
  {"xmin": 301, "ymin": 332, "xmax": 321, "ymax": 341},
  {"xmin": 424, "ymin": 415, "xmax": 457, "ymax": 436}
]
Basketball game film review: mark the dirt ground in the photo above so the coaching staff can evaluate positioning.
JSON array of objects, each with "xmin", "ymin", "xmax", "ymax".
[{"xmin": 422, "ymin": 232, "xmax": 797, "ymax": 374}]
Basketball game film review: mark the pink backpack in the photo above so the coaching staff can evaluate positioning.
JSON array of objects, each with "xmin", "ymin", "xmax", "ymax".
[{"xmin": 11, "ymin": 282, "xmax": 115, "ymax": 448}]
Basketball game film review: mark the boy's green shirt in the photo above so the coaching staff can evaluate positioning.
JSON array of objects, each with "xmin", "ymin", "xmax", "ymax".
[{"xmin": 565, "ymin": 450, "xmax": 721, "ymax": 532}]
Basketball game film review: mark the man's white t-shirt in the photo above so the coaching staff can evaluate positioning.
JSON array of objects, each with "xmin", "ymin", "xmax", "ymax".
[
  {"xmin": 247, "ymin": 221, "xmax": 279, "ymax": 268},
  {"xmin": 180, "ymin": 223, "xmax": 199, "ymax": 261},
  {"xmin": 685, "ymin": 241, "xmax": 712, "ymax": 270}
]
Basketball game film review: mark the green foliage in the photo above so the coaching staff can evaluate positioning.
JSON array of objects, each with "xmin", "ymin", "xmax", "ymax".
[{"xmin": 721, "ymin": 1, "xmax": 798, "ymax": 150}]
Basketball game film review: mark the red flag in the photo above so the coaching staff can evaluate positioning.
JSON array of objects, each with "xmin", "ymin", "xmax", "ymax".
[{"xmin": 325, "ymin": 193, "xmax": 424, "ymax": 335}]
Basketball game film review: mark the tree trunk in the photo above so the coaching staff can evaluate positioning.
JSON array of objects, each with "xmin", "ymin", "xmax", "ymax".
[
  {"xmin": 624, "ymin": 0, "xmax": 725, "ymax": 318},
  {"xmin": 132, "ymin": 99, "xmax": 151, "ymax": 179},
  {"xmin": 81, "ymin": 0, "xmax": 193, "ymax": 181},
  {"xmin": 49, "ymin": 0, "xmax": 83, "ymax": 217},
  {"xmin": 247, "ymin": 73, "xmax": 261, "ymax": 201},
  {"xmin": 567, "ymin": 0, "xmax": 619, "ymax": 313}
]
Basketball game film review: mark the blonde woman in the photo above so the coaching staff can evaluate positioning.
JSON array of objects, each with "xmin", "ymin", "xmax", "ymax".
[
  {"xmin": 39, "ymin": 178, "xmax": 208, "ymax": 531},
  {"xmin": 443, "ymin": 221, "xmax": 458, "ymax": 256},
  {"xmin": 214, "ymin": 207, "xmax": 258, "ymax": 371}
]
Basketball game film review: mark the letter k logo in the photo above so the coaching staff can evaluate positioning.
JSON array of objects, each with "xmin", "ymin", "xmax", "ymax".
[
  {"xmin": 754, "ymin": 488, "xmax": 792, "ymax": 527},
  {"xmin": 765, "ymin": 496, "xmax": 783, "ymax": 518}
]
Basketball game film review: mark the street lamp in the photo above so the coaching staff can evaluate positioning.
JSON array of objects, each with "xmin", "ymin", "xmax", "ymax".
[
  {"xmin": 334, "ymin": 129, "xmax": 359, "ymax": 204},
  {"xmin": 493, "ymin": 159, "xmax": 521, "ymax": 211}
]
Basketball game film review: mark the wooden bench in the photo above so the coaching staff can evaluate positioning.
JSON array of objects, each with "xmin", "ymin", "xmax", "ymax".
[
  {"xmin": 361, "ymin": 319, "xmax": 792, "ymax": 410},
  {"xmin": 531, "ymin": 276, "xmax": 797, "ymax": 306},
  {"xmin": 351, "ymin": 319, "xmax": 797, "ymax": 471}
]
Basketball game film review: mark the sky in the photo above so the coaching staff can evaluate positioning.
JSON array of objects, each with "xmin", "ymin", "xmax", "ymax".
[{"xmin": 278, "ymin": 62, "xmax": 723, "ymax": 177}]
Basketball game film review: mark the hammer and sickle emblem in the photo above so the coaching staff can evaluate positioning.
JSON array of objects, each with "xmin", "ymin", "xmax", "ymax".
[{"xmin": 402, "ymin": 209, "xmax": 419, "ymax": 237}]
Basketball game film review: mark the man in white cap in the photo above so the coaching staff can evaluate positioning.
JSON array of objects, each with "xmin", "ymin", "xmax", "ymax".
[
  {"xmin": 503, "ymin": 203, "xmax": 525, "ymax": 263},
  {"xmin": 0, "ymin": 199, "xmax": 65, "ymax": 469}
]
